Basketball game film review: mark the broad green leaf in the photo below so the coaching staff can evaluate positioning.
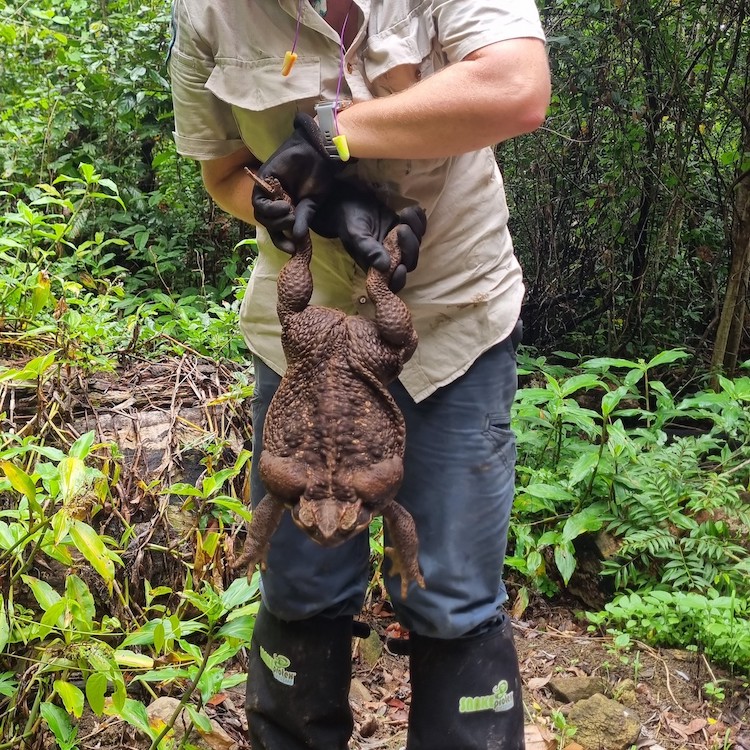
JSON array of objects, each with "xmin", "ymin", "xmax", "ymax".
[
  {"xmin": 135, "ymin": 666, "xmax": 191, "ymax": 683},
  {"xmin": 560, "ymin": 373, "xmax": 604, "ymax": 397},
  {"xmin": 537, "ymin": 530, "xmax": 562, "ymax": 548},
  {"xmin": 40, "ymin": 702, "xmax": 76, "ymax": 745},
  {"xmin": 153, "ymin": 620, "xmax": 165, "ymax": 653},
  {"xmin": 65, "ymin": 575, "xmax": 95, "ymax": 627},
  {"xmin": 561, "ymin": 509, "xmax": 604, "ymax": 542},
  {"xmin": 582, "ymin": 356, "xmax": 641, "ymax": 371},
  {"xmin": 526, "ymin": 550, "xmax": 543, "ymax": 573},
  {"xmin": 0, "ymin": 522, "xmax": 16, "ymax": 550},
  {"xmin": 186, "ymin": 704, "xmax": 213, "ymax": 733},
  {"xmin": 524, "ymin": 483, "xmax": 575, "ymax": 502},
  {"xmin": 97, "ymin": 178, "xmax": 119, "ymax": 193},
  {"xmin": 32, "ymin": 444, "xmax": 67, "ymax": 461},
  {"xmin": 601, "ymin": 385, "xmax": 629, "ymax": 417},
  {"xmin": 0, "ymin": 672, "xmax": 17, "ymax": 698},
  {"xmin": 22, "ymin": 575, "xmax": 62, "ymax": 611},
  {"xmin": 0, "ymin": 352, "xmax": 56, "ymax": 382},
  {"xmin": 554, "ymin": 541, "xmax": 577, "ymax": 585},
  {"xmin": 40, "ymin": 599, "xmax": 68, "ymax": 632},
  {"xmin": 119, "ymin": 619, "xmax": 204, "ymax": 649},
  {"xmin": 104, "ymin": 697, "xmax": 156, "ymax": 738},
  {"xmin": 111, "ymin": 679, "xmax": 127, "ymax": 712},
  {"xmin": 167, "ymin": 482, "xmax": 203, "ymax": 497},
  {"xmin": 623, "ymin": 369, "xmax": 644, "ymax": 387},
  {"xmin": 225, "ymin": 600, "xmax": 261, "ymax": 621},
  {"xmin": 613, "ymin": 633, "xmax": 631, "ymax": 649},
  {"xmin": 69, "ymin": 431, "xmax": 95, "ymax": 460},
  {"xmin": 220, "ymin": 576, "xmax": 260, "ymax": 610},
  {"xmin": 55, "ymin": 679, "xmax": 85, "ymax": 718},
  {"xmin": 0, "ymin": 595, "xmax": 9, "ymax": 652},
  {"xmin": 541, "ymin": 370, "xmax": 562, "ymax": 391},
  {"xmin": 217, "ymin": 615, "xmax": 255, "ymax": 642},
  {"xmin": 221, "ymin": 672, "xmax": 248, "ymax": 691},
  {"xmin": 208, "ymin": 497, "xmax": 253, "ymax": 522},
  {"xmin": 567, "ymin": 450, "xmax": 600, "ymax": 486},
  {"xmin": 69, "ymin": 521, "xmax": 115, "ymax": 588},
  {"xmin": 178, "ymin": 638, "xmax": 203, "ymax": 661},
  {"xmin": 0, "ymin": 461, "xmax": 37, "ymax": 506},
  {"xmin": 646, "ymin": 349, "xmax": 689, "ymax": 369},
  {"xmin": 51, "ymin": 511, "xmax": 72, "ymax": 545},
  {"xmin": 86, "ymin": 672, "xmax": 108, "ymax": 716},
  {"xmin": 59, "ymin": 456, "xmax": 86, "ymax": 502},
  {"xmin": 78, "ymin": 163, "xmax": 97, "ymax": 183},
  {"xmin": 606, "ymin": 420, "xmax": 634, "ymax": 458}
]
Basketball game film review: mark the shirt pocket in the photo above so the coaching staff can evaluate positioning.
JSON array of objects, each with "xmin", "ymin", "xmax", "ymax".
[
  {"xmin": 205, "ymin": 56, "xmax": 322, "ymax": 161},
  {"xmin": 361, "ymin": 0, "xmax": 437, "ymax": 96}
]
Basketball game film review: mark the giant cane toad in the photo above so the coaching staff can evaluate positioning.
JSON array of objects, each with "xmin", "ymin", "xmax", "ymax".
[{"xmin": 234, "ymin": 174, "xmax": 425, "ymax": 597}]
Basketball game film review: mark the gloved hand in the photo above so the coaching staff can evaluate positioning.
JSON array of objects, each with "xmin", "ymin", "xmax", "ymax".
[
  {"xmin": 252, "ymin": 113, "xmax": 345, "ymax": 253},
  {"xmin": 311, "ymin": 180, "xmax": 427, "ymax": 293}
]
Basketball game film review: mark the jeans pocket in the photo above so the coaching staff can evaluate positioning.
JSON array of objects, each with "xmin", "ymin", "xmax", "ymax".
[{"xmin": 483, "ymin": 412, "xmax": 517, "ymax": 474}]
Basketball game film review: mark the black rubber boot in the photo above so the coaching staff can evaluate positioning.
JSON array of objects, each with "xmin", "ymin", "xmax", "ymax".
[
  {"xmin": 245, "ymin": 603, "xmax": 354, "ymax": 749},
  {"xmin": 407, "ymin": 614, "xmax": 525, "ymax": 750}
]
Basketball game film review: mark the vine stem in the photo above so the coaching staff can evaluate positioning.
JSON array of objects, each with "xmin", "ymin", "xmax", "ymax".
[
  {"xmin": 0, "ymin": 730, "xmax": 35, "ymax": 750},
  {"xmin": 147, "ymin": 632, "xmax": 216, "ymax": 750}
]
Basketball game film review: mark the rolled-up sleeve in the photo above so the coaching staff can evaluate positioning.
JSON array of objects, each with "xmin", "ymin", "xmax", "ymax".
[
  {"xmin": 168, "ymin": 0, "xmax": 246, "ymax": 160},
  {"xmin": 433, "ymin": 0, "xmax": 546, "ymax": 64}
]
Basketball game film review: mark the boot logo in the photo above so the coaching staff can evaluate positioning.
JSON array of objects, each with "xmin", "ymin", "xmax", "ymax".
[
  {"xmin": 458, "ymin": 680, "xmax": 514, "ymax": 714},
  {"xmin": 259, "ymin": 645, "xmax": 297, "ymax": 686}
]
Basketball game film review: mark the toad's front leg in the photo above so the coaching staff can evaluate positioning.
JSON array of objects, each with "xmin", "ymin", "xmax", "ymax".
[
  {"xmin": 231, "ymin": 493, "xmax": 286, "ymax": 582},
  {"xmin": 382, "ymin": 500, "xmax": 425, "ymax": 599}
]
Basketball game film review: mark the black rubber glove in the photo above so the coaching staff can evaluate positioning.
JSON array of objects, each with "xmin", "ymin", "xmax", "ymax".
[
  {"xmin": 252, "ymin": 113, "xmax": 345, "ymax": 253},
  {"xmin": 311, "ymin": 180, "xmax": 427, "ymax": 293}
]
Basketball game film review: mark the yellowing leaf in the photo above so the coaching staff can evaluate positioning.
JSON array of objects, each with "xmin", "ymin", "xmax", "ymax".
[
  {"xmin": 0, "ymin": 461, "xmax": 37, "ymax": 505},
  {"xmin": 114, "ymin": 650, "xmax": 154, "ymax": 669},
  {"xmin": 59, "ymin": 456, "xmax": 86, "ymax": 502},
  {"xmin": 0, "ymin": 594, "xmax": 9, "ymax": 652},
  {"xmin": 69, "ymin": 521, "xmax": 115, "ymax": 590},
  {"xmin": 54, "ymin": 679, "xmax": 84, "ymax": 718},
  {"xmin": 31, "ymin": 271, "xmax": 51, "ymax": 316}
]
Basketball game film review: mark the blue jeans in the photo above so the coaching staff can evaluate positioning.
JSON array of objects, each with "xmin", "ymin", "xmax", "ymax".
[{"xmin": 249, "ymin": 335, "xmax": 518, "ymax": 639}]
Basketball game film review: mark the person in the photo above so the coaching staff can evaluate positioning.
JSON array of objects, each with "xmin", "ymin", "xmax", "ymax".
[{"xmin": 168, "ymin": 1, "xmax": 550, "ymax": 748}]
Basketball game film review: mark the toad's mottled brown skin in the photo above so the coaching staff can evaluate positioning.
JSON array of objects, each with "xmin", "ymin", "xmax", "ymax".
[{"xmin": 234, "ymin": 176, "xmax": 425, "ymax": 598}]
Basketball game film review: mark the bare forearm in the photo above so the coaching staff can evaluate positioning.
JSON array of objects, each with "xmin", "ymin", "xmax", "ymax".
[
  {"xmin": 200, "ymin": 147, "xmax": 260, "ymax": 225},
  {"xmin": 338, "ymin": 38, "xmax": 550, "ymax": 160}
]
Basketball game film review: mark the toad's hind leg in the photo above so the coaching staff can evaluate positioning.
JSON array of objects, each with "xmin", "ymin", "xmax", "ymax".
[
  {"xmin": 382, "ymin": 501, "xmax": 425, "ymax": 599},
  {"xmin": 231, "ymin": 494, "xmax": 286, "ymax": 582}
]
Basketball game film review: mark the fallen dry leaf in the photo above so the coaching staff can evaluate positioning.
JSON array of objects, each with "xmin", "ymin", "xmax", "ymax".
[
  {"xmin": 684, "ymin": 717, "xmax": 708, "ymax": 735},
  {"xmin": 524, "ymin": 722, "xmax": 555, "ymax": 750},
  {"xmin": 527, "ymin": 674, "xmax": 552, "ymax": 691},
  {"xmin": 665, "ymin": 715, "xmax": 707, "ymax": 740}
]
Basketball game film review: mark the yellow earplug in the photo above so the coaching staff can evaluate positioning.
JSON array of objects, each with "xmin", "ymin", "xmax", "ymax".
[
  {"xmin": 281, "ymin": 50, "xmax": 298, "ymax": 77},
  {"xmin": 332, "ymin": 134, "xmax": 350, "ymax": 161}
]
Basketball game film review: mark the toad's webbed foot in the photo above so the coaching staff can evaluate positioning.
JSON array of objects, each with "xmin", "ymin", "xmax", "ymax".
[
  {"xmin": 230, "ymin": 494, "xmax": 286, "ymax": 582},
  {"xmin": 382, "ymin": 501, "xmax": 425, "ymax": 599}
]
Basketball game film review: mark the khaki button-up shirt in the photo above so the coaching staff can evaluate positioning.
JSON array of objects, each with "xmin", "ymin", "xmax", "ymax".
[{"xmin": 169, "ymin": 0, "xmax": 545, "ymax": 402}]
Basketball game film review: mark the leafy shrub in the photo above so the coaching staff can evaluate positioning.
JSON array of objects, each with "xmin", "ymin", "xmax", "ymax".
[
  {"xmin": 587, "ymin": 590, "xmax": 750, "ymax": 672},
  {"xmin": 510, "ymin": 350, "xmax": 750, "ymax": 667}
]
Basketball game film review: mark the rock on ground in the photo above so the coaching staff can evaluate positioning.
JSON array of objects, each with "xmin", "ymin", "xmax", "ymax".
[{"xmin": 566, "ymin": 693, "xmax": 641, "ymax": 750}]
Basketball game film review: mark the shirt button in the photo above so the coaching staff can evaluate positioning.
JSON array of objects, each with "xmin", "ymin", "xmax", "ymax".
[
  {"xmin": 358, "ymin": 296, "xmax": 367, "ymax": 305},
  {"xmin": 347, "ymin": 62, "xmax": 354, "ymax": 73}
]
